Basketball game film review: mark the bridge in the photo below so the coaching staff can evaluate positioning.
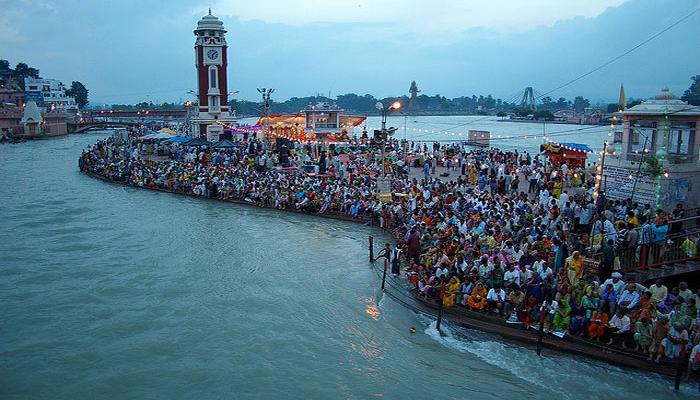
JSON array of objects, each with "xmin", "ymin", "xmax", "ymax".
[
  {"xmin": 82, "ymin": 109, "xmax": 188, "ymax": 118},
  {"xmin": 68, "ymin": 121, "xmax": 140, "ymax": 133}
]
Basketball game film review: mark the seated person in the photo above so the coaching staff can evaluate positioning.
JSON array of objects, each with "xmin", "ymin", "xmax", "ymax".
[
  {"xmin": 552, "ymin": 296, "xmax": 572, "ymax": 332},
  {"xmin": 604, "ymin": 309, "xmax": 632, "ymax": 348},
  {"xmin": 633, "ymin": 317, "xmax": 653, "ymax": 354},
  {"xmin": 466, "ymin": 282, "xmax": 488, "ymax": 311},
  {"xmin": 486, "ymin": 284, "xmax": 507, "ymax": 316},
  {"xmin": 617, "ymin": 283, "xmax": 640, "ymax": 313},
  {"xmin": 588, "ymin": 310, "xmax": 609, "ymax": 340}
]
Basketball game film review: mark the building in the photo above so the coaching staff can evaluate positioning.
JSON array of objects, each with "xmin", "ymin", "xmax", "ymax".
[
  {"xmin": 192, "ymin": 10, "xmax": 237, "ymax": 141},
  {"xmin": 0, "ymin": 81, "xmax": 25, "ymax": 107},
  {"xmin": 24, "ymin": 77, "xmax": 78, "ymax": 112},
  {"xmin": 603, "ymin": 88, "xmax": 700, "ymax": 209}
]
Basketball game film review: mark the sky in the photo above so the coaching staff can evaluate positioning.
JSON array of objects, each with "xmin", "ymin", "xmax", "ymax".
[{"xmin": 1, "ymin": 0, "xmax": 698, "ymax": 105}]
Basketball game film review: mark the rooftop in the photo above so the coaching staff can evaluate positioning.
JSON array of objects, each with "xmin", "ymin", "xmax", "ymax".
[
  {"xmin": 621, "ymin": 87, "xmax": 700, "ymax": 116},
  {"xmin": 195, "ymin": 9, "xmax": 226, "ymax": 32}
]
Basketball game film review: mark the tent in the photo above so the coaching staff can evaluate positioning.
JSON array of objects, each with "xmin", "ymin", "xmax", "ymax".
[
  {"xmin": 540, "ymin": 142, "xmax": 592, "ymax": 168},
  {"xmin": 213, "ymin": 139, "xmax": 239, "ymax": 149},
  {"xmin": 163, "ymin": 136, "xmax": 190, "ymax": 143},
  {"xmin": 158, "ymin": 127, "xmax": 177, "ymax": 135},
  {"xmin": 185, "ymin": 137, "xmax": 209, "ymax": 147},
  {"xmin": 138, "ymin": 131, "xmax": 174, "ymax": 140}
]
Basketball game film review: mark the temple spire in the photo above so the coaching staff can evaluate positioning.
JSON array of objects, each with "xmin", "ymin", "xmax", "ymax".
[
  {"xmin": 208, "ymin": 7, "xmax": 212, "ymax": 15},
  {"xmin": 618, "ymin": 83, "xmax": 626, "ymax": 111}
]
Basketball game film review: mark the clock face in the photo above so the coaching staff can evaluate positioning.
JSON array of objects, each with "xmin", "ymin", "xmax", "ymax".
[{"xmin": 206, "ymin": 49, "xmax": 219, "ymax": 61}]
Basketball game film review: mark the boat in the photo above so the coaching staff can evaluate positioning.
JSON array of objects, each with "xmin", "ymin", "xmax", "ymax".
[{"xmin": 378, "ymin": 275, "xmax": 680, "ymax": 377}]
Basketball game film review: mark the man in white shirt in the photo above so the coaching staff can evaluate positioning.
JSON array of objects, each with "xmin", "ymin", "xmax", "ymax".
[
  {"xmin": 486, "ymin": 285, "xmax": 507, "ymax": 316},
  {"xmin": 605, "ymin": 309, "xmax": 631, "ymax": 348},
  {"xmin": 503, "ymin": 264, "xmax": 521, "ymax": 288}
]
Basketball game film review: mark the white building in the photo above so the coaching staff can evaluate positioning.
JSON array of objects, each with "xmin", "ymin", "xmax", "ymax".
[
  {"xmin": 24, "ymin": 77, "xmax": 78, "ymax": 112},
  {"xmin": 603, "ymin": 88, "xmax": 700, "ymax": 210}
]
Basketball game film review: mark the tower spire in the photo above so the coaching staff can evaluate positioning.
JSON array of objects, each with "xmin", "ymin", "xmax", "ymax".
[{"xmin": 208, "ymin": 7, "xmax": 212, "ymax": 15}]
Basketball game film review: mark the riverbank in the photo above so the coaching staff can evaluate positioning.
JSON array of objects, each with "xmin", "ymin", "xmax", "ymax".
[{"xmin": 81, "ymin": 169, "xmax": 681, "ymax": 379}]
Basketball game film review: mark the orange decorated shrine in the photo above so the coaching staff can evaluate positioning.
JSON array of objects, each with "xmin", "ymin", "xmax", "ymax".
[{"xmin": 257, "ymin": 102, "xmax": 366, "ymax": 142}]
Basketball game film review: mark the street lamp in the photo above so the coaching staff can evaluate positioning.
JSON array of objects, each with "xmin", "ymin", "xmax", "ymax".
[
  {"xmin": 257, "ymin": 88, "xmax": 274, "ymax": 139},
  {"xmin": 376, "ymin": 101, "xmax": 402, "ymax": 177}
]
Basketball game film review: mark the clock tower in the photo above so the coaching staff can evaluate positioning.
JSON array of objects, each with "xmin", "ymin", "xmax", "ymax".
[{"xmin": 193, "ymin": 9, "xmax": 237, "ymax": 140}]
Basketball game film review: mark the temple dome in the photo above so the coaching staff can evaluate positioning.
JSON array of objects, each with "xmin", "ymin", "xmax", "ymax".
[{"xmin": 654, "ymin": 87, "xmax": 677, "ymax": 100}]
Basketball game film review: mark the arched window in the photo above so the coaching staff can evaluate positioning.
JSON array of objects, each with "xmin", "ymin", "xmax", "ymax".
[{"xmin": 209, "ymin": 66, "xmax": 217, "ymax": 89}]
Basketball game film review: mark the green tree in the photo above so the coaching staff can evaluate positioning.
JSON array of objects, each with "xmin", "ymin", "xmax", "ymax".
[
  {"xmin": 680, "ymin": 75, "xmax": 700, "ymax": 106},
  {"xmin": 572, "ymin": 96, "xmax": 590, "ymax": 112},
  {"xmin": 65, "ymin": 81, "xmax": 89, "ymax": 109},
  {"xmin": 12, "ymin": 62, "xmax": 40, "ymax": 90}
]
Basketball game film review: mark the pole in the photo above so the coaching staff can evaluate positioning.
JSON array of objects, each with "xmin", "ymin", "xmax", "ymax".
[
  {"xmin": 536, "ymin": 306, "xmax": 546, "ymax": 356},
  {"xmin": 368, "ymin": 235, "xmax": 374, "ymax": 262},
  {"xmin": 630, "ymin": 135, "xmax": 649, "ymax": 202},
  {"xmin": 674, "ymin": 338, "xmax": 687, "ymax": 391},
  {"xmin": 404, "ymin": 114, "xmax": 407, "ymax": 142},
  {"xmin": 381, "ymin": 258, "xmax": 388, "ymax": 291},
  {"xmin": 381, "ymin": 108, "xmax": 387, "ymax": 177}
]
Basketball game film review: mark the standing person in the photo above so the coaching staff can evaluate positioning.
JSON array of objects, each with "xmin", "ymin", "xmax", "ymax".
[
  {"xmin": 390, "ymin": 243, "xmax": 402, "ymax": 276},
  {"xmin": 423, "ymin": 158, "xmax": 430, "ymax": 181},
  {"xmin": 406, "ymin": 228, "xmax": 421, "ymax": 264}
]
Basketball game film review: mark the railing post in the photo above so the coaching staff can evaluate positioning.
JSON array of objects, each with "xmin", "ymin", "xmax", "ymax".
[
  {"xmin": 436, "ymin": 295, "xmax": 444, "ymax": 334},
  {"xmin": 368, "ymin": 235, "xmax": 374, "ymax": 262},
  {"xmin": 640, "ymin": 244, "xmax": 648, "ymax": 272},
  {"xmin": 674, "ymin": 339, "xmax": 688, "ymax": 391},
  {"xmin": 381, "ymin": 258, "xmax": 388, "ymax": 291},
  {"xmin": 537, "ymin": 306, "xmax": 547, "ymax": 356}
]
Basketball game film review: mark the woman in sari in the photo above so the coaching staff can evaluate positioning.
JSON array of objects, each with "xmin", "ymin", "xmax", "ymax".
[
  {"xmin": 552, "ymin": 296, "xmax": 572, "ymax": 331},
  {"xmin": 565, "ymin": 251, "xmax": 584, "ymax": 286},
  {"xmin": 467, "ymin": 282, "xmax": 488, "ymax": 311},
  {"xmin": 629, "ymin": 291, "xmax": 656, "ymax": 323},
  {"xmin": 588, "ymin": 310, "xmax": 609, "ymax": 340},
  {"xmin": 442, "ymin": 276, "xmax": 461, "ymax": 307}
]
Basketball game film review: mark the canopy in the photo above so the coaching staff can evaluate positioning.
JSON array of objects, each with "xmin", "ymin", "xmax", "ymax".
[
  {"xmin": 138, "ymin": 131, "xmax": 174, "ymax": 140},
  {"xmin": 212, "ymin": 139, "xmax": 239, "ymax": 149},
  {"xmin": 163, "ymin": 136, "xmax": 190, "ymax": 143},
  {"xmin": 185, "ymin": 137, "xmax": 209, "ymax": 146},
  {"xmin": 540, "ymin": 142, "xmax": 590, "ymax": 168},
  {"xmin": 158, "ymin": 127, "xmax": 177, "ymax": 135}
]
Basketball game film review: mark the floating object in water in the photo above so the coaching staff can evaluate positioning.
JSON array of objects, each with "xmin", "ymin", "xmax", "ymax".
[{"xmin": 409, "ymin": 327, "xmax": 416, "ymax": 333}]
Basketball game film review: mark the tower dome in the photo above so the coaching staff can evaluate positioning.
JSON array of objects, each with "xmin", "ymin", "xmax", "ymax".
[{"xmin": 195, "ymin": 9, "xmax": 226, "ymax": 32}]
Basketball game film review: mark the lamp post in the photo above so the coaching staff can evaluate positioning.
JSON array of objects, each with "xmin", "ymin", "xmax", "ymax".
[
  {"xmin": 376, "ymin": 101, "xmax": 402, "ymax": 177},
  {"xmin": 257, "ymin": 88, "xmax": 274, "ymax": 140}
]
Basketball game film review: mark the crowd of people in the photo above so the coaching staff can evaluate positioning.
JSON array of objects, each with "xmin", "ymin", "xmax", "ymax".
[{"xmin": 80, "ymin": 128, "xmax": 700, "ymax": 377}]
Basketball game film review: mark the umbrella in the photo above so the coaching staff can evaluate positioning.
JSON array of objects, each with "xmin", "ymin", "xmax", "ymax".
[
  {"xmin": 185, "ymin": 137, "xmax": 210, "ymax": 147},
  {"xmin": 213, "ymin": 139, "xmax": 239, "ymax": 149},
  {"xmin": 158, "ymin": 127, "xmax": 177, "ymax": 135}
]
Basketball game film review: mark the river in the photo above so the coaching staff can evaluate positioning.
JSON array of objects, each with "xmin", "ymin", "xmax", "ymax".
[{"xmin": 0, "ymin": 126, "xmax": 696, "ymax": 399}]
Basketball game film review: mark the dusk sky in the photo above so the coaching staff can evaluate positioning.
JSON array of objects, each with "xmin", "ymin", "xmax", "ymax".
[{"xmin": 2, "ymin": 0, "xmax": 698, "ymax": 105}]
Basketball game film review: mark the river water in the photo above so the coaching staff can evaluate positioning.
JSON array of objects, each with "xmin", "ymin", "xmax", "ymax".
[{"xmin": 0, "ymin": 125, "xmax": 695, "ymax": 399}]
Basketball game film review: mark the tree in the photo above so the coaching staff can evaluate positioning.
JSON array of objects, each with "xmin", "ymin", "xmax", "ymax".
[
  {"xmin": 12, "ymin": 62, "xmax": 40, "ymax": 90},
  {"xmin": 680, "ymin": 75, "xmax": 700, "ymax": 106},
  {"xmin": 572, "ymin": 96, "xmax": 590, "ymax": 112},
  {"xmin": 65, "ymin": 81, "xmax": 89, "ymax": 109},
  {"xmin": 533, "ymin": 110, "xmax": 554, "ymax": 121}
]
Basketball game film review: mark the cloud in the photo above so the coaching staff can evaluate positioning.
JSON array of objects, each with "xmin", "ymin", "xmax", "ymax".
[{"xmin": 205, "ymin": 0, "xmax": 628, "ymax": 35}]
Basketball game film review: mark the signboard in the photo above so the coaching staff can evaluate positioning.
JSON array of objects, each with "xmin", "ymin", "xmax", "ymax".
[
  {"xmin": 603, "ymin": 165, "xmax": 656, "ymax": 205},
  {"xmin": 377, "ymin": 176, "xmax": 392, "ymax": 202}
]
